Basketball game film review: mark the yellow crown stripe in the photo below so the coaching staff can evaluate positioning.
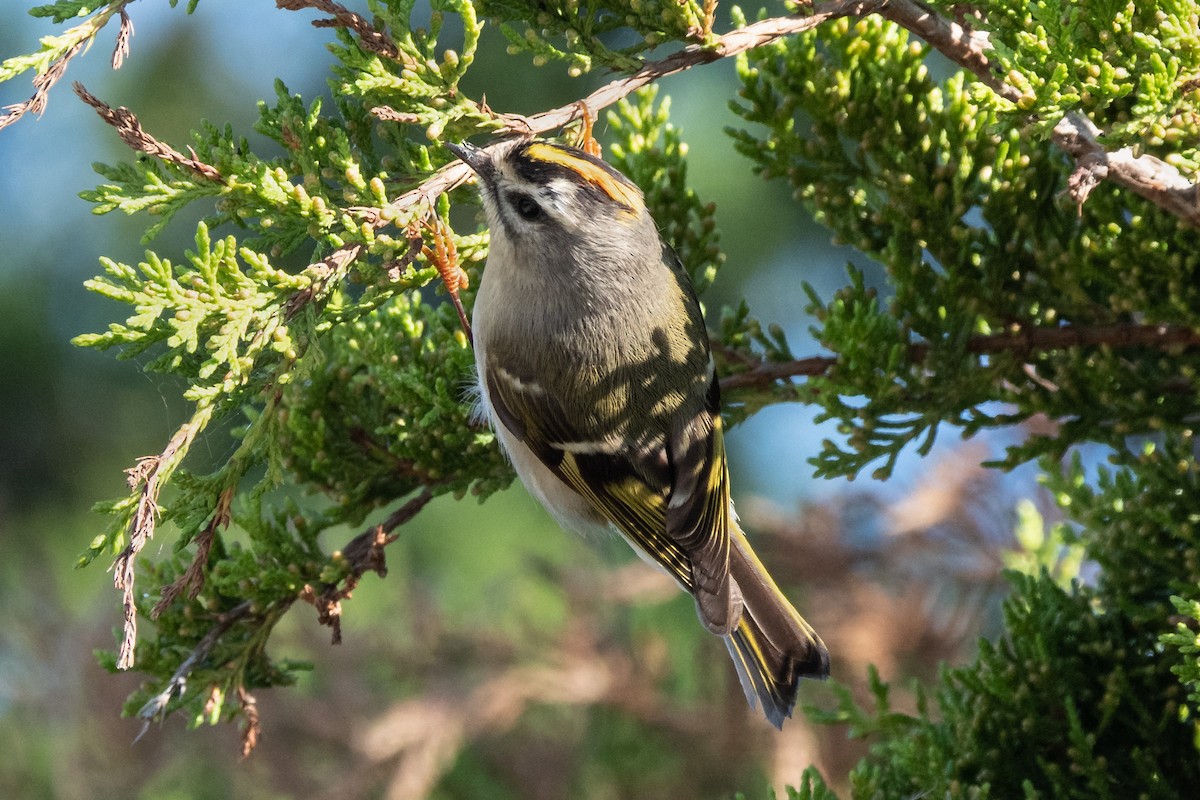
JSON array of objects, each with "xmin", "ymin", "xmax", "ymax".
[{"xmin": 526, "ymin": 143, "xmax": 644, "ymax": 211}]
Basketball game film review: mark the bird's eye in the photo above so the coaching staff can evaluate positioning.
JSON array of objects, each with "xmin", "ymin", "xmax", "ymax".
[{"xmin": 511, "ymin": 193, "xmax": 543, "ymax": 221}]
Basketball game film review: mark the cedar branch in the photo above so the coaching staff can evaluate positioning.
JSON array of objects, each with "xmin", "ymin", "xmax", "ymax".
[
  {"xmin": 370, "ymin": 0, "xmax": 1195, "ymax": 229},
  {"xmin": 134, "ymin": 488, "xmax": 434, "ymax": 740},
  {"xmin": 365, "ymin": 1, "xmax": 888, "ymax": 225},
  {"xmin": 275, "ymin": 0, "xmax": 405, "ymax": 62},
  {"xmin": 114, "ymin": 408, "xmax": 212, "ymax": 669},
  {"xmin": 1053, "ymin": 112, "xmax": 1200, "ymax": 227},
  {"xmin": 112, "ymin": 8, "xmax": 134, "ymax": 69},
  {"xmin": 151, "ymin": 486, "xmax": 234, "ymax": 619},
  {"xmin": 72, "ymin": 82, "xmax": 223, "ymax": 180},
  {"xmin": 135, "ymin": 599, "xmax": 254, "ymax": 736},
  {"xmin": 0, "ymin": 41, "xmax": 84, "ymax": 131},
  {"xmin": 301, "ymin": 488, "xmax": 435, "ymax": 644},
  {"xmin": 719, "ymin": 322, "xmax": 1200, "ymax": 392}
]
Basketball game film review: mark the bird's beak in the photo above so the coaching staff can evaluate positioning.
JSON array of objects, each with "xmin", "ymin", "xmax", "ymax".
[{"xmin": 446, "ymin": 141, "xmax": 491, "ymax": 175}]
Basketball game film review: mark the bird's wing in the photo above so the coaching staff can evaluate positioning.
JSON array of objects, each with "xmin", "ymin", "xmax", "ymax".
[
  {"xmin": 485, "ymin": 361, "xmax": 736, "ymax": 631},
  {"xmin": 662, "ymin": 374, "xmax": 736, "ymax": 631}
]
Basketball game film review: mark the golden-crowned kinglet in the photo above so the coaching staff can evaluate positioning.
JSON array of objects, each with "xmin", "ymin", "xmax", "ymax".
[{"xmin": 447, "ymin": 137, "xmax": 829, "ymax": 727}]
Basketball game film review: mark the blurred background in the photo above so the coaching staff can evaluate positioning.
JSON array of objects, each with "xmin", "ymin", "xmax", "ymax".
[{"xmin": 0, "ymin": 4, "xmax": 1047, "ymax": 798}]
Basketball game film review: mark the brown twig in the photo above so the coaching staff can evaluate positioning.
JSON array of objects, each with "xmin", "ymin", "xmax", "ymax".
[
  {"xmin": 879, "ymin": 0, "xmax": 1015, "ymax": 101},
  {"xmin": 0, "ymin": 41, "xmax": 85, "ymax": 131},
  {"xmin": 720, "ymin": 322, "xmax": 1200, "ymax": 391},
  {"xmin": 238, "ymin": 686, "xmax": 261, "ymax": 758},
  {"xmin": 1053, "ymin": 111, "xmax": 1200, "ymax": 226},
  {"xmin": 135, "ymin": 599, "xmax": 255, "ymax": 735},
  {"xmin": 112, "ymin": 7, "xmax": 135, "ymax": 69},
  {"xmin": 114, "ymin": 410, "xmax": 212, "ymax": 669},
  {"xmin": 720, "ymin": 355, "xmax": 839, "ymax": 391},
  {"xmin": 72, "ymin": 82, "xmax": 223, "ymax": 180},
  {"xmin": 285, "ymin": 243, "xmax": 365, "ymax": 321},
  {"xmin": 275, "ymin": 0, "xmax": 405, "ymax": 62},
  {"xmin": 152, "ymin": 485, "xmax": 234, "ymax": 618},
  {"xmin": 300, "ymin": 488, "xmax": 435, "ymax": 644}
]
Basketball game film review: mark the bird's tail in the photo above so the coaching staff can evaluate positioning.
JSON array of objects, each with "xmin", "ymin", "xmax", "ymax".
[{"xmin": 723, "ymin": 523, "xmax": 829, "ymax": 728}]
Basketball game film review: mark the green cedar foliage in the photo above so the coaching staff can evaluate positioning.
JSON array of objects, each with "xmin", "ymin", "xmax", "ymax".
[
  {"xmin": 4, "ymin": 0, "xmax": 1200, "ymax": 795},
  {"xmin": 728, "ymin": 7, "xmax": 1200, "ymax": 798}
]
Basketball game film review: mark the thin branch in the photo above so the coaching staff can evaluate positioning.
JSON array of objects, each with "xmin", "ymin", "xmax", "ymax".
[
  {"xmin": 73, "ymin": 82, "xmax": 223, "ymax": 180},
  {"xmin": 112, "ymin": 7, "xmax": 135, "ymax": 69},
  {"xmin": 879, "ymin": 0, "xmax": 1198, "ymax": 225},
  {"xmin": 135, "ymin": 599, "xmax": 254, "ymax": 736},
  {"xmin": 362, "ymin": 0, "xmax": 1194, "ymax": 230},
  {"xmin": 276, "ymin": 0, "xmax": 405, "ymax": 62},
  {"xmin": 720, "ymin": 355, "xmax": 839, "ymax": 391},
  {"xmin": 151, "ymin": 485, "xmax": 234, "ymax": 618},
  {"xmin": 237, "ymin": 686, "xmax": 261, "ymax": 758},
  {"xmin": 977, "ymin": 322, "xmax": 1200, "ymax": 352},
  {"xmin": 1053, "ymin": 111, "xmax": 1200, "ymax": 227},
  {"xmin": 523, "ymin": 0, "xmax": 888, "ymax": 132},
  {"xmin": 114, "ymin": 407, "xmax": 213, "ymax": 669},
  {"xmin": 0, "ymin": 41, "xmax": 84, "ymax": 131},
  {"xmin": 284, "ymin": 243, "xmax": 365, "ymax": 320},
  {"xmin": 879, "ymin": 0, "xmax": 1017, "ymax": 102},
  {"xmin": 0, "ymin": 0, "xmax": 138, "ymax": 131},
  {"xmin": 300, "ymin": 488, "xmax": 435, "ymax": 644},
  {"xmin": 720, "ymin": 322, "xmax": 1200, "ymax": 391},
  {"xmin": 366, "ymin": 1, "xmax": 886, "ymax": 226}
]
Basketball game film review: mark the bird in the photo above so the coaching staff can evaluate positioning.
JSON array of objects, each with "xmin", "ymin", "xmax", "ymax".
[{"xmin": 446, "ymin": 136, "xmax": 829, "ymax": 727}]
